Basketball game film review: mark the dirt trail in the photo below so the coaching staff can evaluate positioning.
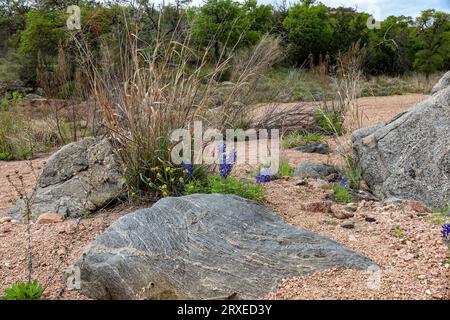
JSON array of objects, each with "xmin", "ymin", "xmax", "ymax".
[{"xmin": 1, "ymin": 93, "xmax": 448, "ymax": 300}]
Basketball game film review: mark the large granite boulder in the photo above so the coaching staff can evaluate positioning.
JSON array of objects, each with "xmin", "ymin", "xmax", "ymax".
[
  {"xmin": 67, "ymin": 194, "xmax": 374, "ymax": 300},
  {"xmin": 352, "ymin": 72, "xmax": 450, "ymax": 209},
  {"xmin": 6, "ymin": 137, "xmax": 125, "ymax": 220}
]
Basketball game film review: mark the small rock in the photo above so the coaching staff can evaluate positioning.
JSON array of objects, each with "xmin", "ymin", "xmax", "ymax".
[
  {"xmin": 345, "ymin": 203, "xmax": 358, "ymax": 212},
  {"xmin": 404, "ymin": 200, "xmax": 432, "ymax": 213},
  {"xmin": 293, "ymin": 163, "xmax": 338, "ymax": 179},
  {"xmin": 360, "ymin": 180, "xmax": 370, "ymax": 191},
  {"xmin": 57, "ymin": 247, "xmax": 67, "ymax": 257},
  {"xmin": 36, "ymin": 213, "xmax": 64, "ymax": 224},
  {"xmin": 324, "ymin": 173, "xmax": 339, "ymax": 182},
  {"xmin": 416, "ymin": 212, "xmax": 428, "ymax": 217},
  {"xmin": 294, "ymin": 143, "xmax": 329, "ymax": 154},
  {"xmin": 417, "ymin": 275, "xmax": 426, "ymax": 280},
  {"xmin": 303, "ymin": 201, "xmax": 333, "ymax": 213},
  {"xmin": 403, "ymin": 253, "xmax": 414, "ymax": 261},
  {"xmin": 341, "ymin": 220, "xmax": 355, "ymax": 229},
  {"xmin": 365, "ymin": 216, "xmax": 376, "ymax": 222},
  {"xmin": 331, "ymin": 205, "xmax": 355, "ymax": 219},
  {"xmin": 0, "ymin": 216, "xmax": 12, "ymax": 223},
  {"xmin": 310, "ymin": 179, "xmax": 330, "ymax": 188},
  {"xmin": 1, "ymin": 226, "xmax": 11, "ymax": 233},
  {"xmin": 425, "ymin": 289, "xmax": 432, "ymax": 295}
]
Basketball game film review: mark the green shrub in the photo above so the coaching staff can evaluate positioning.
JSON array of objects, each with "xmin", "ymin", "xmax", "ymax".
[
  {"xmin": 0, "ymin": 91, "xmax": 22, "ymax": 110},
  {"xmin": 3, "ymin": 280, "xmax": 44, "ymax": 300},
  {"xmin": 331, "ymin": 185, "xmax": 354, "ymax": 203},
  {"xmin": 282, "ymin": 131, "xmax": 325, "ymax": 149},
  {"xmin": 184, "ymin": 175, "xmax": 267, "ymax": 203},
  {"xmin": 314, "ymin": 110, "xmax": 343, "ymax": 135}
]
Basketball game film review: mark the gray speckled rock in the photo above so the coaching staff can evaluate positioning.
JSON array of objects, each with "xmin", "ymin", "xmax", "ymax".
[
  {"xmin": 431, "ymin": 71, "xmax": 450, "ymax": 94},
  {"xmin": 294, "ymin": 143, "xmax": 329, "ymax": 154},
  {"xmin": 352, "ymin": 73, "xmax": 450, "ymax": 209},
  {"xmin": 67, "ymin": 194, "xmax": 374, "ymax": 300},
  {"xmin": 5, "ymin": 137, "xmax": 125, "ymax": 220},
  {"xmin": 293, "ymin": 162, "xmax": 338, "ymax": 179}
]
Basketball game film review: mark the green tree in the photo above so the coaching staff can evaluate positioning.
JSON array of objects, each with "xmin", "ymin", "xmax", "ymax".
[
  {"xmin": 0, "ymin": 0, "xmax": 30, "ymax": 52},
  {"xmin": 282, "ymin": 0, "xmax": 333, "ymax": 66},
  {"xmin": 329, "ymin": 7, "xmax": 370, "ymax": 56},
  {"xmin": 18, "ymin": 9, "xmax": 66, "ymax": 83},
  {"xmin": 189, "ymin": 0, "xmax": 272, "ymax": 60},
  {"xmin": 367, "ymin": 15, "xmax": 415, "ymax": 75},
  {"xmin": 413, "ymin": 10, "xmax": 450, "ymax": 78}
]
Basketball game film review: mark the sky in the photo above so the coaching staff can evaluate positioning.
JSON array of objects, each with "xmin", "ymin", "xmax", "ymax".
[
  {"xmin": 188, "ymin": 0, "xmax": 450, "ymax": 19},
  {"xmin": 313, "ymin": 0, "xmax": 450, "ymax": 19}
]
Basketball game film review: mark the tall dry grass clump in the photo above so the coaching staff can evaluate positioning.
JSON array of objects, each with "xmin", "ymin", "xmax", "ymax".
[
  {"xmin": 73, "ymin": 11, "xmax": 282, "ymax": 193},
  {"xmin": 334, "ymin": 42, "xmax": 367, "ymax": 133},
  {"xmin": 314, "ymin": 42, "xmax": 367, "ymax": 189}
]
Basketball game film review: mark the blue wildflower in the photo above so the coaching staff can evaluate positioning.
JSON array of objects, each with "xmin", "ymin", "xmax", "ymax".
[
  {"xmin": 442, "ymin": 223, "xmax": 450, "ymax": 241},
  {"xmin": 338, "ymin": 176, "xmax": 349, "ymax": 187},
  {"xmin": 256, "ymin": 168, "xmax": 271, "ymax": 184},
  {"xmin": 218, "ymin": 142, "xmax": 235, "ymax": 178},
  {"xmin": 183, "ymin": 163, "xmax": 193, "ymax": 177}
]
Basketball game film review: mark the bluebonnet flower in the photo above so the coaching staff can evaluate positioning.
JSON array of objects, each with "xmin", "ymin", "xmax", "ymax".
[
  {"xmin": 338, "ymin": 175, "xmax": 349, "ymax": 187},
  {"xmin": 218, "ymin": 142, "xmax": 235, "ymax": 178},
  {"xmin": 256, "ymin": 168, "xmax": 271, "ymax": 184},
  {"xmin": 182, "ymin": 163, "xmax": 193, "ymax": 177},
  {"xmin": 442, "ymin": 223, "xmax": 450, "ymax": 241}
]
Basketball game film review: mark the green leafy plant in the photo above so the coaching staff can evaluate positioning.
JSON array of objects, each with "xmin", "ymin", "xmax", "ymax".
[
  {"xmin": 2, "ymin": 280, "xmax": 44, "ymax": 300},
  {"xmin": 140, "ymin": 162, "xmax": 208, "ymax": 198},
  {"xmin": 184, "ymin": 175, "xmax": 266, "ymax": 203},
  {"xmin": 282, "ymin": 131, "xmax": 325, "ymax": 149},
  {"xmin": 0, "ymin": 152, "xmax": 15, "ymax": 161},
  {"xmin": 392, "ymin": 227, "xmax": 403, "ymax": 238},
  {"xmin": 331, "ymin": 184, "xmax": 354, "ymax": 203},
  {"xmin": 0, "ymin": 91, "xmax": 23, "ymax": 110},
  {"xmin": 279, "ymin": 159, "xmax": 293, "ymax": 177}
]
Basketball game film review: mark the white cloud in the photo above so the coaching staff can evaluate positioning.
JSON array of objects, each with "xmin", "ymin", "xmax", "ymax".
[{"xmin": 257, "ymin": 0, "xmax": 450, "ymax": 19}]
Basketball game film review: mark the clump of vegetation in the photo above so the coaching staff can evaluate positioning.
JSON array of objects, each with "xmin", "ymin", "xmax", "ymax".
[
  {"xmin": 392, "ymin": 227, "xmax": 403, "ymax": 238},
  {"xmin": 184, "ymin": 175, "xmax": 267, "ymax": 203},
  {"xmin": 342, "ymin": 155, "xmax": 364, "ymax": 190},
  {"xmin": 314, "ymin": 110, "xmax": 343, "ymax": 136},
  {"xmin": 279, "ymin": 159, "xmax": 293, "ymax": 177},
  {"xmin": 331, "ymin": 184, "xmax": 354, "ymax": 203},
  {"xmin": 140, "ymin": 162, "xmax": 208, "ymax": 198},
  {"xmin": 76, "ymin": 9, "xmax": 281, "ymax": 198},
  {"xmin": 0, "ymin": 109, "xmax": 34, "ymax": 160},
  {"xmin": 283, "ymin": 131, "xmax": 325, "ymax": 149},
  {"xmin": 2, "ymin": 280, "xmax": 44, "ymax": 300},
  {"xmin": 426, "ymin": 213, "xmax": 448, "ymax": 225},
  {"xmin": 0, "ymin": 91, "xmax": 22, "ymax": 110}
]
